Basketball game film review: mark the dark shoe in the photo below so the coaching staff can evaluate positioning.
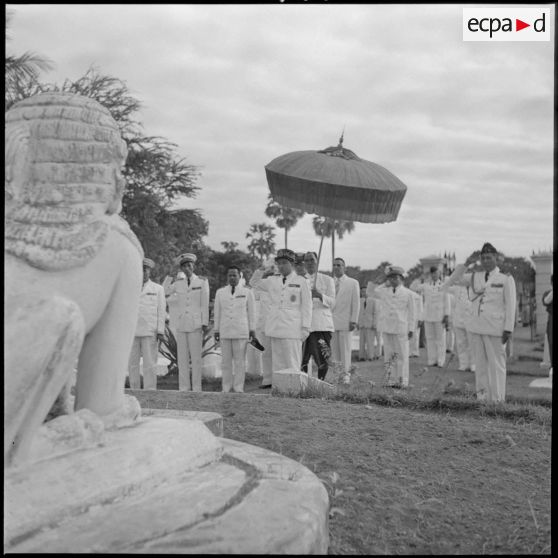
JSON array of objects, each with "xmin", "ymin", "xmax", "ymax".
[{"xmin": 258, "ymin": 384, "xmax": 272, "ymax": 389}]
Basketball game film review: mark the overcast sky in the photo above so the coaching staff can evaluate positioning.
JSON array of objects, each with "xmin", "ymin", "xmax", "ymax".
[{"xmin": 7, "ymin": 3, "xmax": 555, "ymax": 271}]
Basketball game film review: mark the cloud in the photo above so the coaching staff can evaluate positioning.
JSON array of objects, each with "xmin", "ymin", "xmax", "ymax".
[{"xmin": 7, "ymin": 3, "xmax": 554, "ymax": 271}]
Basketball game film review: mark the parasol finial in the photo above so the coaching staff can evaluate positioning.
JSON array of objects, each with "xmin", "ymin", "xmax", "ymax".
[{"xmin": 338, "ymin": 126, "xmax": 345, "ymax": 147}]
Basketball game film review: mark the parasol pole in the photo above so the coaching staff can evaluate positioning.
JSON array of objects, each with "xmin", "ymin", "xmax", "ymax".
[{"xmin": 314, "ymin": 228, "xmax": 326, "ymax": 288}]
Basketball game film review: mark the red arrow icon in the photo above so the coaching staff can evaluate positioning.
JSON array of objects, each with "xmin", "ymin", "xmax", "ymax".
[{"xmin": 516, "ymin": 19, "xmax": 530, "ymax": 31}]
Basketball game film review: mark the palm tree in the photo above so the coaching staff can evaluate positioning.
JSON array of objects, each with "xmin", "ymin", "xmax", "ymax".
[
  {"xmin": 245, "ymin": 223, "xmax": 276, "ymax": 263},
  {"xmin": 264, "ymin": 194, "xmax": 305, "ymax": 249},
  {"xmin": 312, "ymin": 217, "xmax": 355, "ymax": 267},
  {"xmin": 5, "ymin": 10, "xmax": 53, "ymax": 109}
]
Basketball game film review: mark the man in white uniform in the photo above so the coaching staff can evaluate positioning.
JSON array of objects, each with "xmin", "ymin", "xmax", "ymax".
[
  {"xmin": 358, "ymin": 286, "xmax": 377, "ymax": 361},
  {"xmin": 409, "ymin": 289, "xmax": 424, "ymax": 357},
  {"xmin": 332, "ymin": 257, "xmax": 360, "ymax": 374},
  {"xmin": 214, "ymin": 266, "xmax": 256, "ymax": 393},
  {"xmin": 250, "ymin": 248, "xmax": 312, "ymax": 375},
  {"xmin": 375, "ymin": 266, "xmax": 416, "ymax": 388},
  {"xmin": 250, "ymin": 260, "xmax": 276, "ymax": 389},
  {"xmin": 163, "ymin": 253, "xmax": 209, "ymax": 392},
  {"xmin": 445, "ymin": 242, "xmax": 516, "ymax": 402},
  {"xmin": 128, "ymin": 258, "xmax": 166, "ymax": 390},
  {"xmin": 411, "ymin": 266, "xmax": 450, "ymax": 367},
  {"xmin": 300, "ymin": 251, "xmax": 335, "ymax": 380},
  {"xmin": 443, "ymin": 283, "xmax": 475, "ymax": 372}
]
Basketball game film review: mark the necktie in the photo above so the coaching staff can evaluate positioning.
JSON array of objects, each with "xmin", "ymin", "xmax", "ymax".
[
  {"xmin": 393, "ymin": 287, "xmax": 396, "ymax": 294},
  {"xmin": 364, "ymin": 299, "xmax": 367, "ymax": 309},
  {"xmin": 335, "ymin": 279, "xmax": 340, "ymax": 294},
  {"xmin": 484, "ymin": 271, "xmax": 489, "ymax": 282},
  {"xmin": 187, "ymin": 277, "xmax": 191, "ymax": 287},
  {"xmin": 282, "ymin": 276, "xmax": 286, "ymax": 285},
  {"xmin": 231, "ymin": 286, "xmax": 235, "ymax": 295}
]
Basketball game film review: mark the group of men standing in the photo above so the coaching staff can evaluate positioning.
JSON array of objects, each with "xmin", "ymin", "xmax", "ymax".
[
  {"xmin": 127, "ymin": 241, "xmax": 517, "ymax": 403},
  {"xmin": 250, "ymin": 248, "xmax": 360, "ymax": 386}
]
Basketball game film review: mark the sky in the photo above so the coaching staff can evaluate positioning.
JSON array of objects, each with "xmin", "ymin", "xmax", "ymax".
[{"xmin": 6, "ymin": 3, "xmax": 555, "ymax": 272}]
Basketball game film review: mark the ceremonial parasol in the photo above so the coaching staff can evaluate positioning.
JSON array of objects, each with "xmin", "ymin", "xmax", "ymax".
[{"xmin": 265, "ymin": 133, "xmax": 408, "ymax": 271}]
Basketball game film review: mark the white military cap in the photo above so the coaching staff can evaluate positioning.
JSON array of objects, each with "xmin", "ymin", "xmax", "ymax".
[
  {"xmin": 175, "ymin": 253, "xmax": 197, "ymax": 266},
  {"xmin": 386, "ymin": 265, "xmax": 405, "ymax": 277},
  {"xmin": 142, "ymin": 258, "xmax": 155, "ymax": 269}
]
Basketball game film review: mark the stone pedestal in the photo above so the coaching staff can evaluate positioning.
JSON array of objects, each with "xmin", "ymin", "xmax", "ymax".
[
  {"xmin": 307, "ymin": 376, "xmax": 336, "ymax": 398},
  {"xmin": 202, "ymin": 351, "xmax": 222, "ymax": 379},
  {"xmin": 4, "ymin": 414, "xmax": 329, "ymax": 554},
  {"xmin": 531, "ymin": 251, "xmax": 553, "ymax": 336},
  {"xmin": 272, "ymin": 369, "xmax": 309, "ymax": 396},
  {"xmin": 529, "ymin": 377, "xmax": 553, "ymax": 389}
]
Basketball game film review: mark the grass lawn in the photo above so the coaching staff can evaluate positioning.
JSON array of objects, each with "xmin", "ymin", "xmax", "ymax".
[{"xmin": 129, "ymin": 327, "xmax": 551, "ymax": 554}]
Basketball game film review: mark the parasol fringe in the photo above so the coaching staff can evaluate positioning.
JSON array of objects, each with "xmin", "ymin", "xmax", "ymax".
[{"xmin": 266, "ymin": 170, "xmax": 405, "ymax": 224}]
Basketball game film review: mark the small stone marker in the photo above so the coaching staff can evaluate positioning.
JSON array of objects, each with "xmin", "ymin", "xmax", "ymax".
[
  {"xmin": 529, "ymin": 377, "xmax": 552, "ymax": 389},
  {"xmin": 307, "ymin": 375, "xmax": 336, "ymax": 398},
  {"xmin": 272, "ymin": 369, "xmax": 308, "ymax": 395}
]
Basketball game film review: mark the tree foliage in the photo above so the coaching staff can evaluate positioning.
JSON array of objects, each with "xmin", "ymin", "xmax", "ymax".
[
  {"xmin": 264, "ymin": 194, "xmax": 305, "ymax": 249},
  {"xmin": 5, "ymin": 10, "xmax": 53, "ymax": 109},
  {"xmin": 345, "ymin": 261, "xmax": 392, "ymax": 288},
  {"xmin": 405, "ymin": 262, "xmax": 424, "ymax": 287},
  {"xmin": 246, "ymin": 223, "xmax": 277, "ymax": 263},
  {"xmin": 312, "ymin": 216, "xmax": 355, "ymax": 265}
]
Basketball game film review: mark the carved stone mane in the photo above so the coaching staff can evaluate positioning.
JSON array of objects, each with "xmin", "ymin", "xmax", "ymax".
[{"xmin": 5, "ymin": 92, "xmax": 139, "ymax": 270}]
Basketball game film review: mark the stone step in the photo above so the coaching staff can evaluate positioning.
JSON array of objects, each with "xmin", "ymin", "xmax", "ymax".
[
  {"xmin": 140, "ymin": 408, "xmax": 224, "ymax": 436},
  {"xmin": 5, "ymin": 416, "xmax": 329, "ymax": 554},
  {"xmin": 5, "ymin": 417, "xmax": 222, "ymax": 546}
]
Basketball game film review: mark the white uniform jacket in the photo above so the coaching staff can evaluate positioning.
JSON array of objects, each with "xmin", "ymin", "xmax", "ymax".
[
  {"xmin": 358, "ymin": 296, "xmax": 377, "ymax": 329},
  {"xmin": 332, "ymin": 274, "xmax": 360, "ymax": 331},
  {"xmin": 214, "ymin": 284, "xmax": 256, "ymax": 339},
  {"xmin": 135, "ymin": 279, "xmax": 166, "ymax": 337},
  {"xmin": 375, "ymin": 284, "xmax": 416, "ymax": 335},
  {"xmin": 250, "ymin": 269, "xmax": 312, "ymax": 339},
  {"xmin": 410, "ymin": 290, "xmax": 423, "ymax": 325},
  {"xmin": 412, "ymin": 279, "xmax": 450, "ymax": 322},
  {"xmin": 165, "ymin": 273, "xmax": 209, "ymax": 333},
  {"xmin": 443, "ymin": 284, "xmax": 472, "ymax": 329},
  {"xmin": 251, "ymin": 276, "xmax": 275, "ymax": 331},
  {"xmin": 446, "ymin": 264, "xmax": 516, "ymax": 336},
  {"xmin": 306, "ymin": 272, "xmax": 335, "ymax": 332}
]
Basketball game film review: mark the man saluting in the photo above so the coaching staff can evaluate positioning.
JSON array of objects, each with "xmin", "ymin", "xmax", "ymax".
[
  {"xmin": 250, "ymin": 248, "xmax": 312, "ymax": 378},
  {"xmin": 445, "ymin": 242, "xmax": 516, "ymax": 402}
]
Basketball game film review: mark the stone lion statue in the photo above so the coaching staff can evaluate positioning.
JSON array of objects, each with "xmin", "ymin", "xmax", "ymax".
[{"xmin": 5, "ymin": 92, "xmax": 144, "ymax": 466}]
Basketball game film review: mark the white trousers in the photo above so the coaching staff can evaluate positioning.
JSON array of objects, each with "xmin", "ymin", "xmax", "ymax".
[
  {"xmin": 470, "ymin": 333, "xmax": 507, "ymax": 402},
  {"xmin": 176, "ymin": 329, "xmax": 203, "ymax": 392},
  {"xmin": 359, "ymin": 328, "xmax": 382, "ymax": 359},
  {"xmin": 246, "ymin": 342, "xmax": 261, "ymax": 376},
  {"xmin": 270, "ymin": 338, "xmax": 302, "ymax": 373},
  {"xmin": 454, "ymin": 326, "xmax": 474, "ymax": 370},
  {"xmin": 128, "ymin": 336, "xmax": 157, "ymax": 390},
  {"xmin": 332, "ymin": 330, "xmax": 353, "ymax": 373},
  {"xmin": 446, "ymin": 327, "xmax": 455, "ymax": 352},
  {"xmin": 247, "ymin": 329, "xmax": 273, "ymax": 384},
  {"xmin": 257, "ymin": 330, "xmax": 273, "ymax": 385},
  {"xmin": 382, "ymin": 332, "xmax": 410, "ymax": 386},
  {"xmin": 424, "ymin": 321, "xmax": 446, "ymax": 366},
  {"xmin": 410, "ymin": 326, "xmax": 420, "ymax": 356},
  {"xmin": 221, "ymin": 338, "xmax": 247, "ymax": 393}
]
